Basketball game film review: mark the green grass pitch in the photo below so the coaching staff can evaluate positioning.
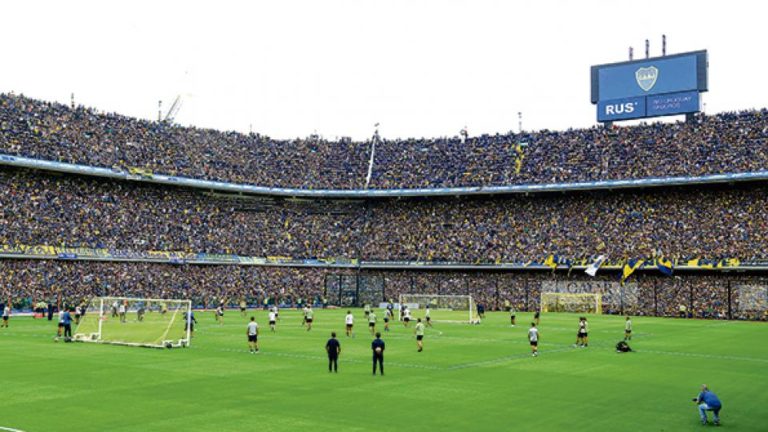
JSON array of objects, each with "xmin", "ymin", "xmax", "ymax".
[{"xmin": 1, "ymin": 309, "xmax": 766, "ymax": 431}]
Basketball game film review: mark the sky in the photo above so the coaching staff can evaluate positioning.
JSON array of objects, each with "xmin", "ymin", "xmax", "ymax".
[{"xmin": 0, "ymin": 0, "xmax": 765, "ymax": 140}]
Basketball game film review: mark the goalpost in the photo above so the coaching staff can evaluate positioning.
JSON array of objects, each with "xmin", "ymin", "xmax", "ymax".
[
  {"xmin": 540, "ymin": 293, "xmax": 602, "ymax": 314},
  {"xmin": 73, "ymin": 297, "xmax": 192, "ymax": 348},
  {"xmin": 398, "ymin": 294, "xmax": 475, "ymax": 323}
]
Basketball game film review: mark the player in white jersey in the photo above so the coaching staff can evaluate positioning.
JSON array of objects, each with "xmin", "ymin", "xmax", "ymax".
[
  {"xmin": 574, "ymin": 317, "xmax": 586, "ymax": 347},
  {"xmin": 1, "ymin": 305, "xmax": 10, "ymax": 328},
  {"xmin": 215, "ymin": 305, "xmax": 224, "ymax": 325},
  {"xmin": 246, "ymin": 317, "xmax": 259, "ymax": 353},
  {"xmin": 424, "ymin": 305, "xmax": 432, "ymax": 327},
  {"xmin": 345, "ymin": 311, "xmax": 354, "ymax": 337},
  {"xmin": 272, "ymin": 305, "xmax": 280, "ymax": 321},
  {"xmin": 239, "ymin": 299, "xmax": 247, "ymax": 317},
  {"xmin": 302, "ymin": 306, "xmax": 309, "ymax": 327},
  {"xmin": 56, "ymin": 309, "xmax": 65, "ymax": 337},
  {"xmin": 384, "ymin": 308, "xmax": 392, "ymax": 332},
  {"xmin": 402, "ymin": 307, "xmax": 411, "ymax": 327},
  {"xmin": 368, "ymin": 310, "xmax": 377, "ymax": 335},
  {"xmin": 528, "ymin": 323, "xmax": 539, "ymax": 357},
  {"xmin": 268, "ymin": 310, "xmax": 277, "ymax": 332},
  {"xmin": 624, "ymin": 316, "xmax": 632, "ymax": 341},
  {"xmin": 118, "ymin": 302, "xmax": 127, "ymax": 323}
]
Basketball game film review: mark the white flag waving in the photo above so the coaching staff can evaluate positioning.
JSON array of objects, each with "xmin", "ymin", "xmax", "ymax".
[{"xmin": 585, "ymin": 255, "xmax": 607, "ymax": 277}]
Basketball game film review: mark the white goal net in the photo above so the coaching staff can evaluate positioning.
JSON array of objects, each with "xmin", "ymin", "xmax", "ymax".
[
  {"xmin": 398, "ymin": 294, "xmax": 475, "ymax": 323},
  {"xmin": 74, "ymin": 297, "xmax": 192, "ymax": 348},
  {"xmin": 540, "ymin": 293, "xmax": 602, "ymax": 314}
]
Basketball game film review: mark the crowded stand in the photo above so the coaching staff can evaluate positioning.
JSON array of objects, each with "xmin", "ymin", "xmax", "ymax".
[
  {"xmin": 2, "ymin": 93, "xmax": 767, "ymax": 190},
  {"xmin": 0, "ymin": 93, "xmax": 369, "ymax": 189},
  {"xmin": 0, "ymin": 260, "xmax": 765, "ymax": 320},
  {"xmin": 2, "ymin": 168, "xmax": 767, "ymax": 262},
  {"xmin": 1, "ymin": 93, "xmax": 767, "ymax": 322}
]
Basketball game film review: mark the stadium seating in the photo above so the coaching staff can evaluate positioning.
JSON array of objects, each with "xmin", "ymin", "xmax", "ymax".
[
  {"xmin": 1, "ymin": 260, "xmax": 765, "ymax": 320},
  {"xmin": 1, "ymin": 93, "xmax": 767, "ymax": 321},
  {"xmin": 1, "ymin": 169, "xmax": 766, "ymax": 262},
  {"xmin": 2, "ymin": 93, "xmax": 767, "ymax": 189}
]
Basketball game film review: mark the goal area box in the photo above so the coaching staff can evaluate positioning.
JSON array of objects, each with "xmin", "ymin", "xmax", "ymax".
[
  {"xmin": 398, "ymin": 294, "xmax": 475, "ymax": 323},
  {"xmin": 74, "ymin": 297, "xmax": 192, "ymax": 348}
]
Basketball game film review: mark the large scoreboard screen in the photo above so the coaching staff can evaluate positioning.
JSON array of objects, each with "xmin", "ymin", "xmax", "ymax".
[{"xmin": 590, "ymin": 50, "xmax": 708, "ymax": 122}]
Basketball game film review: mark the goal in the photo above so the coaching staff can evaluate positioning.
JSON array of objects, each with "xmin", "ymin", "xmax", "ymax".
[
  {"xmin": 73, "ymin": 297, "xmax": 192, "ymax": 348},
  {"xmin": 540, "ymin": 293, "xmax": 602, "ymax": 314},
  {"xmin": 398, "ymin": 294, "xmax": 475, "ymax": 323}
]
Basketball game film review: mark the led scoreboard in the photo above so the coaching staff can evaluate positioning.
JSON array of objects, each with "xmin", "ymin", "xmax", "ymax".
[{"xmin": 590, "ymin": 50, "xmax": 708, "ymax": 122}]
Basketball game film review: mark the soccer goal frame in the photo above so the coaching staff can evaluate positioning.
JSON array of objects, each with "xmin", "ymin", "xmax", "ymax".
[
  {"xmin": 540, "ymin": 292, "xmax": 602, "ymax": 314},
  {"xmin": 73, "ymin": 296, "xmax": 192, "ymax": 348},
  {"xmin": 398, "ymin": 294, "xmax": 475, "ymax": 323}
]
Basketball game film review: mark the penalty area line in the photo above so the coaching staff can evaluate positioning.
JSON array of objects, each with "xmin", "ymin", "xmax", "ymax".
[{"xmin": 0, "ymin": 426, "xmax": 27, "ymax": 432}]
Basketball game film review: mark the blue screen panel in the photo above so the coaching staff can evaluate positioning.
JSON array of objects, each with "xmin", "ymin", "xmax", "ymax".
[
  {"xmin": 647, "ymin": 91, "xmax": 700, "ymax": 116},
  {"xmin": 597, "ymin": 96, "xmax": 646, "ymax": 122},
  {"xmin": 597, "ymin": 54, "xmax": 699, "ymax": 101}
]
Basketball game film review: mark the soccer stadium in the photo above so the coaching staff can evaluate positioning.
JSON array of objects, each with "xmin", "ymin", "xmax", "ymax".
[{"xmin": 1, "ymin": 2, "xmax": 767, "ymax": 431}]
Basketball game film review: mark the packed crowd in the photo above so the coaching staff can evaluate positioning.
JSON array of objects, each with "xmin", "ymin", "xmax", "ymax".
[
  {"xmin": 0, "ymin": 169, "xmax": 363, "ymax": 257},
  {"xmin": 362, "ymin": 186, "xmax": 768, "ymax": 262},
  {"xmin": 1, "ymin": 260, "xmax": 765, "ymax": 320},
  {"xmin": 0, "ymin": 94, "xmax": 369, "ymax": 189},
  {"xmin": 0, "ymin": 260, "xmax": 330, "ymax": 310},
  {"xmin": 2, "ymin": 168, "xmax": 767, "ymax": 262},
  {"xmin": 1, "ymin": 93, "xmax": 767, "ymax": 190}
]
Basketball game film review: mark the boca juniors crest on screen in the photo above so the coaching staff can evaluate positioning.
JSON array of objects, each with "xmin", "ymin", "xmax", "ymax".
[{"xmin": 590, "ymin": 51, "xmax": 708, "ymax": 122}]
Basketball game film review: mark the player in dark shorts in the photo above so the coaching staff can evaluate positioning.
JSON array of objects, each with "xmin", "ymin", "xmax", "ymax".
[
  {"xmin": 325, "ymin": 332, "xmax": 341, "ymax": 373},
  {"xmin": 414, "ymin": 318, "xmax": 425, "ymax": 352},
  {"xmin": 247, "ymin": 317, "xmax": 259, "ymax": 353},
  {"xmin": 305, "ymin": 307, "xmax": 314, "ymax": 331},
  {"xmin": 2, "ymin": 304, "xmax": 10, "ymax": 328},
  {"xmin": 239, "ymin": 299, "xmax": 247, "ymax": 317},
  {"xmin": 528, "ymin": 322, "xmax": 539, "ymax": 357},
  {"xmin": 510, "ymin": 309, "xmax": 516, "ymax": 326},
  {"xmin": 371, "ymin": 332, "xmax": 385, "ymax": 375},
  {"xmin": 624, "ymin": 316, "xmax": 632, "ymax": 341},
  {"xmin": 534, "ymin": 310, "xmax": 540, "ymax": 325},
  {"xmin": 57, "ymin": 310, "xmax": 65, "ymax": 337}
]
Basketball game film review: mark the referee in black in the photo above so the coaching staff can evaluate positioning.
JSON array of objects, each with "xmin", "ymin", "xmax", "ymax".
[
  {"xmin": 325, "ymin": 332, "xmax": 341, "ymax": 373},
  {"xmin": 371, "ymin": 332, "xmax": 385, "ymax": 375}
]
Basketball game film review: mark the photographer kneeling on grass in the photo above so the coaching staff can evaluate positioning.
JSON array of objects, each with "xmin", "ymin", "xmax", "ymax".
[{"xmin": 694, "ymin": 384, "xmax": 722, "ymax": 426}]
